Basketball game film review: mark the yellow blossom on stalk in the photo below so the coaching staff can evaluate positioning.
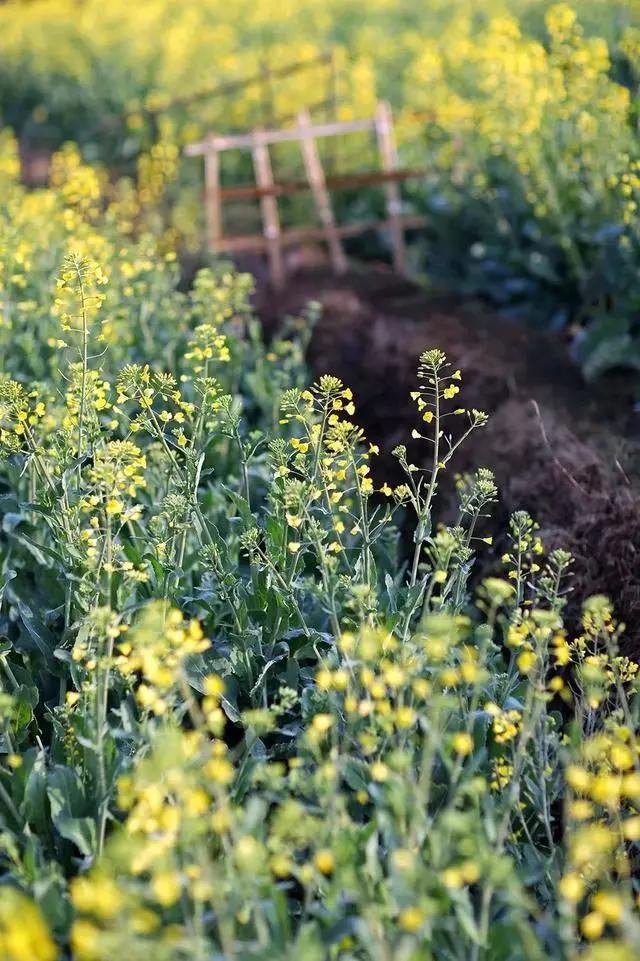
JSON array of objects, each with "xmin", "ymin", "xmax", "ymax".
[
  {"xmin": 570, "ymin": 823, "xmax": 616, "ymax": 870},
  {"xmin": 0, "ymin": 889, "xmax": 57, "ymax": 961},
  {"xmin": 70, "ymin": 920, "xmax": 100, "ymax": 961},
  {"xmin": 517, "ymin": 650, "xmax": 537, "ymax": 675},
  {"xmin": 311, "ymin": 714, "xmax": 333, "ymax": 735},
  {"xmin": 567, "ymin": 765, "xmax": 591, "ymax": 793},
  {"xmin": 206, "ymin": 756, "xmax": 234, "ymax": 785},
  {"xmin": 370, "ymin": 761, "xmax": 389, "ymax": 782},
  {"xmin": 491, "ymin": 758, "xmax": 514, "ymax": 791},
  {"xmin": 581, "ymin": 912, "xmax": 605, "ymax": 941},
  {"xmin": 314, "ymin": 849, "xmax": 335, "ymax": 875},
  {"xmin": 116, "ymin": 602, "xmax": 210, "ymax": 698},
  {"xmin": 399, "ymin": 907, "xmax": 425, "ymax": 932},
  {"xmin": 592, "ymin": 891, "xmax": 624, "ymax": 925},
  {"xmin": 152, "ymin": 871, "xmax": 182, "ymax": 907},
  {"xmin": 396, "ymin": 706, "xmax": 416, "ymax": 729},
  {"xmin": 71, "ymin": 875, "xmax": 123, "ymax": 920},
  {"xmin": 559, "ymin": 873, "xmax": 585, "ymax": 903},
  {"xmin": 441, "ymin": 861, "xmax": 480, "ymax": 889},
  {"xmin": 203, "ymin": 674, "xmax": 224, "ymax": 697},
  {"xmin": 452, "ymin": 732, "xmax": 473, "ymax": 756},
  {"xmin": 569, "ymin": 800, "xmax": 594, "ymax": 821},
  {"xmin": 491, "ymin": 709, "xmax": 522, "ymax": 744}
]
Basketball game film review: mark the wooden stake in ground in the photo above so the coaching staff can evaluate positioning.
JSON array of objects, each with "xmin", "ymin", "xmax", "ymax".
[
  {"xmin": 375, "ymin": 100, "xmax": 407, "ymax": 276},
  {"xmin": 297, "ymin": 109, "xmax": 347, "ymax": 275},
  {"xmin": 251, "ymin": 132, "xmax": 285, "ymax": 290},
  {"xmin": 203, "ymin": 136, "xmax": 222, "ymax": 253}
]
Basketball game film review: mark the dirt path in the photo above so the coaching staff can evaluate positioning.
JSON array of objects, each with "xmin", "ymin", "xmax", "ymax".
[{"xmin": 258, "ymin": 264, "xmax": 640, "ymax": 645}]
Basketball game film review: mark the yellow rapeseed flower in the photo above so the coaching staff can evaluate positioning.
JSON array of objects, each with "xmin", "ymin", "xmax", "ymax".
[
  {"xmin": 0, "ymin": 890, "xmax": 57, "ymax": 961},
  {"xmin": 314, "ymin": 849, "xmax": 335, "ymax": 875}
]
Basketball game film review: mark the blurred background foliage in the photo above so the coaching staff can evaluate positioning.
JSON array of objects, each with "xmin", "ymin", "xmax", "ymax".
[{"xmin": 1, "ymin": 0, "xmax": 640, "ymax": 378}]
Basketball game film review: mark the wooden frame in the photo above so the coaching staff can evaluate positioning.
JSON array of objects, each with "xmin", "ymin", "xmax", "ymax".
[{"xmin": 185, "ymin": 101, "xmax": 428, "ymax": 289}]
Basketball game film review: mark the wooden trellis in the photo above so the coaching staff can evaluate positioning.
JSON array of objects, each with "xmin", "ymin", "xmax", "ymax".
[{"xmin": 184, "ymin": 101, "xmax": 428, "ymax": 289}]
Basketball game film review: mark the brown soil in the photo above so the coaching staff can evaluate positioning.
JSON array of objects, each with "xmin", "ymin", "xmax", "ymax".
[{"xmin": 257, "ymin": 262, "xmax": 640, "ymax": 647}]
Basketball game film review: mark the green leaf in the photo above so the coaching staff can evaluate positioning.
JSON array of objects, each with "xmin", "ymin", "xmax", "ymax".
[
  {"xmin": 13, "ymin": 597, "xmax": 57, "ymax": 667},
  {"xmin": 0, "ymin": 570, "xmax": 16, "ymax": 606},
  {"xmin": 23, "ymin": 754, "xmax": 49, "ymax": 834},
  {"xmin": 13, "ymin": 684, "xmax": 37, "ymax": 730},
  {"xmin": 47, "ymin": 765, "xmax": 87, "ymax": 819},
  {"xmin": 51, "ymin": 815, "xmax": 97, "ymax": 857},
  {"xmin": 453, "ymin": 890, "xmax": 482, "ymax": 945}
]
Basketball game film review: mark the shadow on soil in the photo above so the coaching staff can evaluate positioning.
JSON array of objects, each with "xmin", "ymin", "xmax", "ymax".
[{"xmin": 256, "ymin": 262, "xmax": 640, "ymax": 647}]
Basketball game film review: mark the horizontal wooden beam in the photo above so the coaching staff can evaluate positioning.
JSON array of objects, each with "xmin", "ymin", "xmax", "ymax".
[
  {"xmin": 216, "ymin": 167, "xmax": 429, "ymax": 201},
  {"xmin": 185, "ymin": 117, "xmax": 376, "ymax": 155},
  {"xmin": 215, "ymin": 215, "xmax": 428, "ymax": 252}
]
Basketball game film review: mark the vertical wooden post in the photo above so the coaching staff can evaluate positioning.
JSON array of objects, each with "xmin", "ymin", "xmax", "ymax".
[
  {"xmin": 297, "ymin": 109, "xmax": 347, "ymax": 274},
  {"xmin": 204, "ymin": 137, "xmax": 222, "ymax": 253},
  {"xmin": 375, "ymin": 100, "xmax": 407, "ymax": 276},
  {"xmin": 252, "ymin": 132, "xmax": 285, "ymax": 290}
]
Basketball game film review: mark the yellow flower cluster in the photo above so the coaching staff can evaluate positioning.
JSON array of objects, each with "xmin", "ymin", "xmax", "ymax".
[
  {"xmin": 0, "ymin": 889, "xmax": 57, "ymax": 961},
  {"xmin": 0, "ymin": 132, "xmax": 184, "ymax": 383},
  {"xmin": 271, "ymin": 375, "xmax": 382, "ymax": 579},
  {"xmin": 116, "ymin": 603, "xmax": 211, "ymax": 715},
  {"xmin": 560, "ymin": 727, "xmax": 640, "ymax": 951}
]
